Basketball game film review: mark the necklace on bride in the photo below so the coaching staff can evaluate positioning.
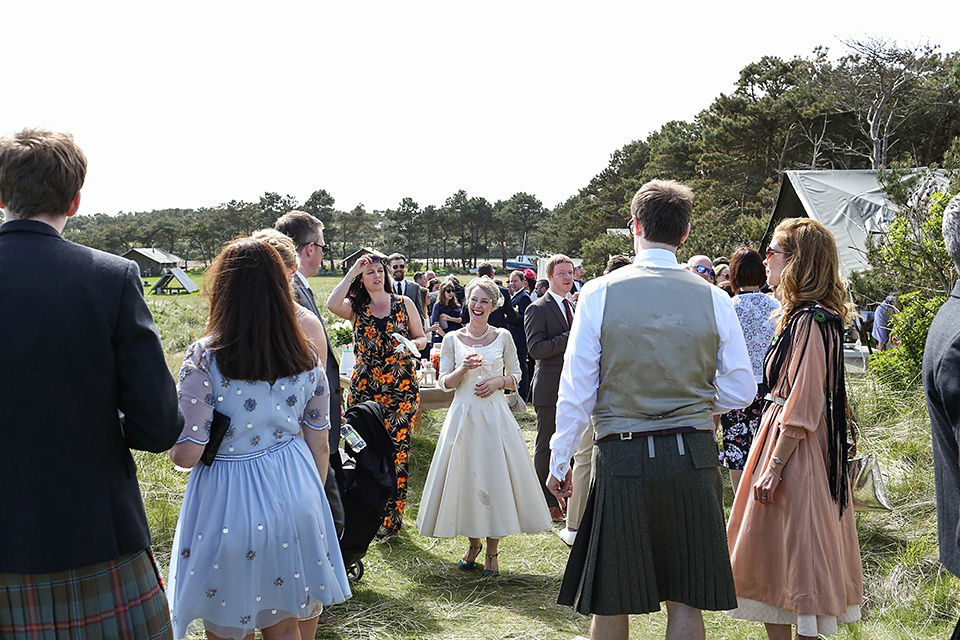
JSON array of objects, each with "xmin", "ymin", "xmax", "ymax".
[{"xmin": 466, "ymin": 324, "xmax": 491, "ymax": 341}]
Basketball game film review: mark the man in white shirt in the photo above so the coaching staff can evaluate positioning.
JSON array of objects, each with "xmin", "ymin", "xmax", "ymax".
[{"xmin": 548, "ymin": 180, "xmax": 756, "ymax": 640}]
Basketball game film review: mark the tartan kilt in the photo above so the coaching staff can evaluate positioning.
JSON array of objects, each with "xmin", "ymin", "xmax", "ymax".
[
  {"xmin": 558, "ymin": 431, "xmax": 737, "ymax": 616},
  {"xmin": 0, "ymin": 549, "xmax": 172, "ymax": 639}
]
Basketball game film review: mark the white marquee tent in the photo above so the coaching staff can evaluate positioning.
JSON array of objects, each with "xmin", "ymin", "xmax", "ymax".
[{"xmin": 762, "ymin": 170, "xmax": 948, "ymax": 275}]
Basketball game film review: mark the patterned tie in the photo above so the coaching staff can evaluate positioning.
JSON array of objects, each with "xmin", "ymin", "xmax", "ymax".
[{"xmin": 563, "ymin": 298, "xmax": 574, "ymax": 328}]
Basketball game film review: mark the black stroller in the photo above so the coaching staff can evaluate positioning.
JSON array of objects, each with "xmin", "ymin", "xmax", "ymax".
[{"xmin": 337, "ymin": 400, "xmax": 397, "ymax": 581}]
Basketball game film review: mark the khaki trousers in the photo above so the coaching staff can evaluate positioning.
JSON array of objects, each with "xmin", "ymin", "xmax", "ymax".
[{"xmin": 566, "ymin": 421, "xmax": 595, "ymax": 530}]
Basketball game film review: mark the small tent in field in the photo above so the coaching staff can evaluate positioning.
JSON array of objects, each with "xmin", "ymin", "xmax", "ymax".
[
  {"xmin": 150, "ymin": 267, "xmax": 199, "ymax": 295},
  {"xmin": 761, "ymin": 169, "xmax": 949, "ymax": 275},
  {"xmin": 122, "ymin": 247, "xmax": 183, "ymax": 276}
]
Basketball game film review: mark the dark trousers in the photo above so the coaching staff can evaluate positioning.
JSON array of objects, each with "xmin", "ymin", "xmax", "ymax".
[
  {"xmin": 326, "ymin": 387, "xmax": 345, "ymax": 537},
  {"xmin": 517, "ymin": 350, "xmax": 530, "ymax": 400},
  {"xmin": 534, "ymin": 403, "xmax": 559, "ymax": 508},
  {"xmin": 525, "ymin": 356, "xmax": 536, "ymax": 401}
]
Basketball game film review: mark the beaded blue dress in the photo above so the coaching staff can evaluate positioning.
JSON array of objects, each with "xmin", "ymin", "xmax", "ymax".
[{"xmin": 168, "ymin": 339, "xmax": 351, "ymax": 640}]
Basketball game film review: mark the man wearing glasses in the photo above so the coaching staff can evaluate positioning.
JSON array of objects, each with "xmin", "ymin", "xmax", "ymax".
[
  {"xmin": 686, "ymin": 255, "xmax": 716, "ymax": 284},
  {"xmin": 275, "ymin": 210, "xmax": 344, "ymax": 534},
  {"xmin": 388, "ymin": 253, "xmax": 425, "ymax": 320}
]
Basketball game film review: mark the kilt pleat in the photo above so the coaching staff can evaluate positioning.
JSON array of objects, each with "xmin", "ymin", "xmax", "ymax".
[
  {"xmin": 558, "ymin": 432, "xmax": 737, "ymax": 616},
  {"xmin": 0, "ymin": 549, "xmax": 172, "ymax": 639}
]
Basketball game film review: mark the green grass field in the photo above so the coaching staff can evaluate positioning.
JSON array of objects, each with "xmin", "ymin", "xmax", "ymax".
[{"xmin": 137, "ymin": 275, "xmax": 960, "ymax": 639}]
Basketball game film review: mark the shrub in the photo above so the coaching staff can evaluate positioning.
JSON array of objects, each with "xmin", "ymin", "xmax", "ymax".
[{"xmin": 868, "ymin": 291, "xmax": 946, "ymax": 388}]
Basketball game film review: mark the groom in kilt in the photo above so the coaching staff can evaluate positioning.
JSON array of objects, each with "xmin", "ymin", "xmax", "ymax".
[{"xmin": 548, "ymin": 179, "xmax": 756, "ymax": 639}]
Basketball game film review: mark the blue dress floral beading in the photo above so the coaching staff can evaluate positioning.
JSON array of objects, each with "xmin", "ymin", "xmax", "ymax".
[{"xmin": 169, "ymin": 339, "xmax": 351, "ymax": 640}]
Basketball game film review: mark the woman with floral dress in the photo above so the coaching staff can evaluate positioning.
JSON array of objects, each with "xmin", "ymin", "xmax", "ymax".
[
  {"xmin": 719, "ymin": 247, "xmax": 780, "ymax": 491},
  {"xmin": 327, "ymin": 254, "xmax": 427, "ymax": 538}
]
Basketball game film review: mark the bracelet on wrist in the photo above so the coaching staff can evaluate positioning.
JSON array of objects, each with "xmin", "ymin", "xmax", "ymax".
[{"xmin": 772, "ymin": 456, "xmax": 786, "ymax": 467}]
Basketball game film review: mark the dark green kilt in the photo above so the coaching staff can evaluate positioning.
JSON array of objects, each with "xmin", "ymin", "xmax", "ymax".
[
  {"xmin": 0, "ymin": 549, "xmax": 171, "ymax": 639},
  {"xmin": 558, "ymin": 430, "xmax": 737, "ymax": 616}
]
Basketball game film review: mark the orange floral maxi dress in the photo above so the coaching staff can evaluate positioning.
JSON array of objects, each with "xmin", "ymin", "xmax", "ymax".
[{"xmin": 347, "ymin": 295, "xmax": 420, "ymax": 538}]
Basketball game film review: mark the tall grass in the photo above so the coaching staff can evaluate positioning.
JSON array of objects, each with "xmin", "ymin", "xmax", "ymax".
[{"xmin": 137, "ymin": 281, "xmax": 960, "ymax": 638}]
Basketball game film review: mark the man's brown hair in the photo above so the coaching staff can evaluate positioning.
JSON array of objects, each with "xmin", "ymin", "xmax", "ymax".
[
  {"xmin": 274, "ymin": 210, "xmax": 323, "ymax": 253},
  {"xmin": 629, "ymin": 179, "xmax": 693, "ymax": 246},
  {"xmin": 546, "ymin": 254, "xmax": 574, "ymax": 278},
  {"xmin": 0, "ymin": 128, "xmax": 87, "ymax": 217}
]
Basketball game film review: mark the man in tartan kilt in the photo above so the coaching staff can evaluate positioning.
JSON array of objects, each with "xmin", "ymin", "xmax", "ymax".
[{"xmin": 0, "ymin": 128, "xmax": 182, "ymax": 638}]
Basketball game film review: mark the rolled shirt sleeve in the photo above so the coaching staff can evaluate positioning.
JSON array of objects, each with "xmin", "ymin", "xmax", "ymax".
[
  {"xmin": 551, "ymin": 280, "xmax": 604, "ymax": 482},
  {"xmin": 710, "ymin": 286, "xmax": 759, "ymax": 413}
]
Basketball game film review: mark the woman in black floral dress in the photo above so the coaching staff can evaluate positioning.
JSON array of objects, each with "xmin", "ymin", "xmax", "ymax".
[
  {"xmin": 328, "ymin": 255, "xmax": 427, "ymax": 538},
  {"xmin": 719, "ymin": 247, "xmax": 780, "ymax": 491}
]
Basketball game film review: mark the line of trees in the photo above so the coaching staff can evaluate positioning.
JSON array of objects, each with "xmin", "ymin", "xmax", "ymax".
[
  {"xmin": 64, "ymin": 39, "xmax": 960, "ymax": 275},
  {"xmin": 64, "ymin": 189, "xmax": 548, "ymax": 272}
]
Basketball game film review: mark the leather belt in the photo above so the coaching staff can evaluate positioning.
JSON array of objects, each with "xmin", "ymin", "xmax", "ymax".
[
  {"xmin": 595, "ymin": 426, "xmax": 698, "ymax": 444},
  {"xmin": 764, "ymin": 392, "xmax": 787, "ymax": 406}
]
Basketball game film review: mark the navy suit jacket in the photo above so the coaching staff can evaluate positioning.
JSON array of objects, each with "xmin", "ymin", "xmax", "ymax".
[
  {"xmin": 925, "ymin": 280, "xmax": 960, "ymax": 576},
  {"xmin": 0, "ymin": 219, "xmax": 182, "ymax": 573},
  {"xmin": 508, "ymin": 289, "xmax": 532, "ymax": 358}
]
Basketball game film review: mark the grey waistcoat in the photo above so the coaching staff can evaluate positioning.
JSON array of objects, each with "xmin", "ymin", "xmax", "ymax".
[{"xmin": 592, "ymin": 266, "xmax": 719, "ymax": 440}]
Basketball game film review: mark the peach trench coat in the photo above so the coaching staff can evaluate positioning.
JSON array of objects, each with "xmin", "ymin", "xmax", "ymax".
[{"xmin": 726, "ymin": 313, "xmax": 863, "ymax": 616}]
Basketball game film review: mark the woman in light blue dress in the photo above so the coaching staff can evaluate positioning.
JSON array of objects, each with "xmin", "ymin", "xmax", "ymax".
[{"xmin": 168, "ymin": 238, "xmax": 350, "ymax": 640}]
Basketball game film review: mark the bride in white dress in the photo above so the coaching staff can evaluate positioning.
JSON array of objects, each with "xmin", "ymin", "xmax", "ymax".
[{"xmin": 417, "ymin": 277, "xmax": 551, "ymax": 577}]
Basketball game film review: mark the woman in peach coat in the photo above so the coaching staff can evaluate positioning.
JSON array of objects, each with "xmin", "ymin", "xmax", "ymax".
[{"xmin": 726, "ymin": 219, "xmax": 863, "ymax": 639}]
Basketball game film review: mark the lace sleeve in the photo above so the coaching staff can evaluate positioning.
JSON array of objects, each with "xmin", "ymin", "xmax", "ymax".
[
  {"xmin": 301, "ymin": 365, "xmax": 331, "ymax": 431},
  {"xmin": 501, "ymin": 330, "xmax": 522, "ymax": 386},
  {"xmin": 436, "ymin": 332, "xmax": 458, "ymax": 391},
  {"xmin": 176, "ymin": 341, "xmax": 216, "ymax": 445}
]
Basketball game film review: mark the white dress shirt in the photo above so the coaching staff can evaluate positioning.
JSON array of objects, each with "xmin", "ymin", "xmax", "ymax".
[
  {"xmin": 547, "ymin": 289, "xmax": 572, "ymax": 328},
  {"xmin": 549, "ymin": 248, "xmax": 756, "ymax": 482},
  {"xmin": 295, "ymin": 271, "xmax": 311, "ymax": 291}
]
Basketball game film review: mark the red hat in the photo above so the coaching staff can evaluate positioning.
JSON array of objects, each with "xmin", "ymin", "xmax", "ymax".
[{"xmin": 523, "ymin": 268, "xmax": 536, "ymax": 280}]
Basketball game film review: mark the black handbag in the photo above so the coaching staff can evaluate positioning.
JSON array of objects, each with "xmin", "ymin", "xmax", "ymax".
[{"xmin": 200, "ymin": 409, "xmax": 231, "ymax": 466}]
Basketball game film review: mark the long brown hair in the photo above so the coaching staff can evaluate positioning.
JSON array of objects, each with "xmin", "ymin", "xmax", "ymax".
[
  {"xmin": 771, "ymin": 218, "xmax": 853, "ymax": 333},
  {"xmin": 347, "ymin": 257, "xmax": 392, "ymax": 314},
  {"xmin": 204, "ymin": 238, "xmax": 317, "ymax": 380}
]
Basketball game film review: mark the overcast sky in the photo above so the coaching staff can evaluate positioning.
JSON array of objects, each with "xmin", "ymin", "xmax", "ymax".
[{"xmin": 5, "ymin": 0, "xmax": 957, "ymax": 217}]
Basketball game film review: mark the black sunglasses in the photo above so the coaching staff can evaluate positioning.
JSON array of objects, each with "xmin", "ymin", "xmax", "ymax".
[{"xmin": 308, "ymin": 241, "xmax": 331, "ymax": 253}]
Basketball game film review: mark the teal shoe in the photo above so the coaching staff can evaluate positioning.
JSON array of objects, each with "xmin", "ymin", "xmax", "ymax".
[
  {"xmin": 458, "ymin": 543, "xmax": 482, "ymax": 570},
  {"xmin": 481, "ymin": 552, "xmax": 499, "ymax": 577}
]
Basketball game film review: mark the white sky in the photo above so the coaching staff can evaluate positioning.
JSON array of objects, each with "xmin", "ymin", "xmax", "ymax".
[{"xmin": 4, "ymin": 0, "xmax": 957, "ymax": 216}]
